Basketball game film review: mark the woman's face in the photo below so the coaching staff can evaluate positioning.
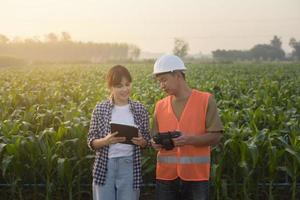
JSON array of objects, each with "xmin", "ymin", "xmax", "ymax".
[{"xmin": 110, "ymin": 77, "xmax": 132, "ymax": 105}]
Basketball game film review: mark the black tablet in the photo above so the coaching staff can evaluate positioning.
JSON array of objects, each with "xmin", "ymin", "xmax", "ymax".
[{"xmin": 110, "ymin": 123, "xmax": 138, "ymax": 145}]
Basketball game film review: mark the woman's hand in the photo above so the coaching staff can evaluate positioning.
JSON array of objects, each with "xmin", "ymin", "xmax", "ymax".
[
  {"xmin": 104, "ymin": 132, "xmax": 126, "ymax": 145},
  {"xmin": 131, "ymin": 133, "xmax": 147, "ymax": 147}
]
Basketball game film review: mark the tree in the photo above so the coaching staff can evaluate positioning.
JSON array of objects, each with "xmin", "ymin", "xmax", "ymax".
[
  {"xmin": 251, "ymin": 44, "xmax": 285, "ymax": 61},
  {"xmin": 0, "ymin": 34, "xmax": 9, "ymax": 43},
  {"xmin": 45, "ymin": 33, "xmax": 58, "ymax": 43},
  {"xmin": 270, "ymin": 35, "xmax": 282, "ymax": 49},
  {"xmin": 61, "ymin": 32, "xmax": 72, "ymax": 42},
  {"xmin": 128, "ymin": 45, "xmax": 140, "ymax": 60},
  {"xmin": 289, "ymin": 38, "xmax": 296, "ymax": 47},
  {"xmin": 0, "ymin": 32, "xmax": 138, "ymax": 62},
  {"xmin": 289, "ymin": 38, "xmax": 300, "ymax": 60},
  {"xmin": 212, "ymin": 49, "xmax": 252, "ymax": 61},
  {"xmin": 173, "ymin": 38, "xmax": 189, "ymax": 58}
]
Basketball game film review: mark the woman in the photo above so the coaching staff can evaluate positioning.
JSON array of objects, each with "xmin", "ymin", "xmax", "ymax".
[{"xmin": 87, "ymin": 65, "xmax": 151, "ymax": 200}]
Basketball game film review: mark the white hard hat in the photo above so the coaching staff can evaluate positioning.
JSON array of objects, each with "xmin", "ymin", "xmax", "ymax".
[{"xmin": 153, "ymin": 54, "xmax": 186, "ymax": 74}]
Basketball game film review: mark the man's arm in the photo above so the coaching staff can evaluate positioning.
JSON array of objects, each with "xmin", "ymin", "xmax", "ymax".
[
  {"xmin": 173, "ymin": 95, "xmax": 223, "ymax": 147},
  {"xmin": 150, "ymin": 113, "xmax": 163, "ymax": 150},
  {"xmin": 173, "ymin": 132, "xmax": 222, "ymax": 147}
]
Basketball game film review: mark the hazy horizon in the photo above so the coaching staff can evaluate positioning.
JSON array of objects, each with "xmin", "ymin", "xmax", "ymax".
[{"xmin": 1, "ymin": 0, "xmax": 300, "ymax": 55}]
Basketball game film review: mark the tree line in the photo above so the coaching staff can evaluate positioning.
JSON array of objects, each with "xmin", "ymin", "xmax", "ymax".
[
  {"xmin": 1, "ymin": 33, "xmax": 300, "ymax": 66},
  {"xmin": 0, "ymin": 32, "xmax": 140, "ymax": 66},
  {"xmin": 212, "ymin": 36, "xmax": 300, "ymax": 61}
]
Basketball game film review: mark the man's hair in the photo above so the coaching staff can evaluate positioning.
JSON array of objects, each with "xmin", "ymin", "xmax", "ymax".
[
  {"xmin": 106, "ymin": 65, "xmax": 132, "ymax": 88},
  {"xmin": 178, "ymin": 71, "xmax": 186, "ymax": 80},
  {"xmin": 155, "ymin": 70, "xmax": 186, "ymax": 80}
]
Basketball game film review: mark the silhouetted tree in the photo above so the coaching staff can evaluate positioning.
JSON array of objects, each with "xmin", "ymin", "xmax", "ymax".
[
  {"xmin": 0, "ymin": 32, "xmax": 138, "ymax": 62},
  {"xmin": 45, "ymin": 33, "xmax": 59, "ymax": 43},
  {"xmin": 250, "ymin": 44, "xmax": 285, "ymax": 61},
  {"xmin": 212, "ymin": 49, "xmax": 252, "ymax": 61},
  {"xmin": 61, "ymin": 32, "xmax": 72, "ymax": 42},
  {"xmin": 212, "ymin": 36, "xmax": 286, "ymax": 61},
  {"xmin": 128, "ymin": 45, "xmax": 140, "ymax": 60},
  {"xmin": 0, "ymin": 55, "xmax": 26, "ymax": 67},
  {"xmin": 270, "ymin": 35, "xmax": 282, "ymax": 49},
  {"xmin": 289, "ymin": 38, "xmax": 300, "ymax": 60},
  {"xmin": 173, "ymin": 38, "xmax": 189, "ymax": 58},
  {"xmin": 0, "ymin": 34, "xmax": 9, "ymax": 43}
]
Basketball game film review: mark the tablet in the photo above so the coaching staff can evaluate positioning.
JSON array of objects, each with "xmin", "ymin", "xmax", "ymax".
[{"xmin": 110, "ymin": 123, "xmax": 138, "ymax": 145}]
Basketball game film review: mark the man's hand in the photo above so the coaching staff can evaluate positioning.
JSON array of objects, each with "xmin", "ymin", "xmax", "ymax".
[
  {"xmin": 172, "ymin": 135, "xmax": 190, "ymax": 147},
  {"xmin": 173, "ymin": 132, "xmax": 223, "ymax": 147}
]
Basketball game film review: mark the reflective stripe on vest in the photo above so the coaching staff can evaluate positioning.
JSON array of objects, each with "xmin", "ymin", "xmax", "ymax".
[{"xmin": 157, "ymin": 156, "xmax": 210, "ymax": 164}]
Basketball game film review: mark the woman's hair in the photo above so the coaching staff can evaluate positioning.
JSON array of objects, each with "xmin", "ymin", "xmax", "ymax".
[{"xmin": 106, "ymin": 65, "xmax": 132, "ymax": 88}]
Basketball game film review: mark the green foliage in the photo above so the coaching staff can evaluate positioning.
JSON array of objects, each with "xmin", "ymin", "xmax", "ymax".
[{"xmin": 0, "ymin": 63, "xmax": 299, "ymax": 199}]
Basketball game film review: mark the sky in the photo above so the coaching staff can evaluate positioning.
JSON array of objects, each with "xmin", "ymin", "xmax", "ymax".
[{"xmin": 1, "ymin": 0, "xmax": 300, "ymax": 54}]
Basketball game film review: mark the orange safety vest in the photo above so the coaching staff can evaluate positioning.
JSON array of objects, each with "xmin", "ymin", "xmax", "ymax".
[{"xmin": 155, "ymin": 89, "xmax": 211, "ymax": 181}]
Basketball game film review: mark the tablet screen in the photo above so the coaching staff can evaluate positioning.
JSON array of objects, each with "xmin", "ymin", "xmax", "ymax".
[{"xmin": 110, "ymin": 123, "xmax": 138, "ymax": 145}]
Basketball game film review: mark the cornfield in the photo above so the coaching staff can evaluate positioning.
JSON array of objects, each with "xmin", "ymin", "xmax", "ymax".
[{"xmin": 0, "ymin": 62, "xmax": 299, "ymax": 200}]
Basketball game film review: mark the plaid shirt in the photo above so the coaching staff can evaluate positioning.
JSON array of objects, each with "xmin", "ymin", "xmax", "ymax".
[{"xmin": 87, "ymin": 98, "xmax": 151, "ymax": 189}]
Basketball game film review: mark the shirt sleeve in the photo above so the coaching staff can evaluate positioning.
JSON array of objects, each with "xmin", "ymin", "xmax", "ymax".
[
  {"xmin": 87, "ymin": 105, "xmax": 101, "ymax": 151},
  {"xmin": 141, "ymin": 107, "xmax": 151, "ymax": 147},
  {"xmin": 205, "ymin": 95, "xmax": 224, "ymax": 132}
]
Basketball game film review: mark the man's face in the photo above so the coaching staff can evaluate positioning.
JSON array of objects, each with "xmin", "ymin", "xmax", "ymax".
[{"xmin": 156, "ymin": 73, "xmax": 179, "ymax": 95}]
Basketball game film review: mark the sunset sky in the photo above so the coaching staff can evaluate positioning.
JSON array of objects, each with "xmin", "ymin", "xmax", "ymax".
[{"xmin": 1, "ymin": 0, "xmax": 300, "ymax": 54}]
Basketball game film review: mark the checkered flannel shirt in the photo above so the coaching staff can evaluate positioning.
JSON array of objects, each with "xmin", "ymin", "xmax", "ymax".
[{"xmin": 87, "ymin": 98, "xmax": 151, "ymax": 189}]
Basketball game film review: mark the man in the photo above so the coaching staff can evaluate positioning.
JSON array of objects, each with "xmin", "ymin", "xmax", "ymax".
[{"xmin": 151, "ymin": 54, "xmax": 224, "ymax": 200}]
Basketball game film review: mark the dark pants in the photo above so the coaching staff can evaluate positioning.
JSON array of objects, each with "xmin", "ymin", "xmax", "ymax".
[{"xmin": 155, "ymin": 178, "xmax": 209, "ymax": 200}]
